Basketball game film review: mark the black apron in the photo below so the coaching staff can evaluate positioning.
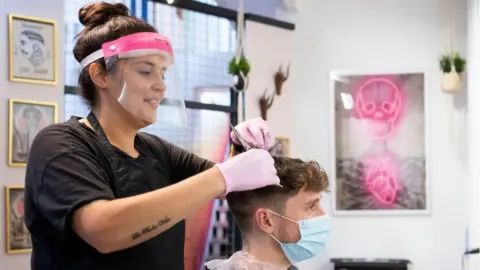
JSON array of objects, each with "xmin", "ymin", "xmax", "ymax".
[{"xmin": 86, "ymin": 112, "xmax": 186, "ymax": 270}]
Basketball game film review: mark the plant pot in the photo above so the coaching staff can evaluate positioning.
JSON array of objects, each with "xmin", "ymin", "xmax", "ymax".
[
  {"xmin": 232, "ymin": 73, "xmax": 245, "ymax": 91},
  {"xmin": 441, "ymin": 71, "xmax": 461, "ymax": 93}
]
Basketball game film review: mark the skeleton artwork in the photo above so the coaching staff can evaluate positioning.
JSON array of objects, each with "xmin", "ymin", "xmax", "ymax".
[
  {"xmin": 274, "ymin": 63, "xmax": 290, "ymax": 96},
  {"xmin": 334, "ymin": 73, "xmax": 427, "ymax": 212},
  {"xmin": 361, "ymin": 151, "xmax": 401, "ymax": 205},
  {"xmin": 259, "ymin": 89, "xmax": 275, "ymax": 120},
  {"xmin": 353, "ymin": 76, "xmax": 406, "ymax": 140},
  {"xmin": 352, "ymin": 75, "xmax": 406, "ymax": 207}
]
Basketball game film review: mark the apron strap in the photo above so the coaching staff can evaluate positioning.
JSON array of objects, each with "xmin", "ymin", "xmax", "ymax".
[
  {"xmin": 87, "ymin": 112, "xmax": 120, "ymax": 195},
  {"xmin": 87, "ymin": 112, "xmax": 112, "ymax": 148},
  {"xmin": 86, "ymin": 111, "xmax": 119, "ymax": 163}
]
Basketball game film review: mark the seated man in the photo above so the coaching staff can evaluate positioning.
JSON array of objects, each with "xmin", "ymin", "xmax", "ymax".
[{"xmin": 205, "ymin": 156, "xmax": 330, "ymax": 270}]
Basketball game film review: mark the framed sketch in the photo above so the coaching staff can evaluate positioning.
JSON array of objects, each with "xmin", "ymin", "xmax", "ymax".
[
  {"xmin": 8, "ymin": 99, "xmax": 58, "ymax": 166},
  {"xmin": 9, "ymin": 14, "xmax": 57, "ymax": 84},
  {"xmin": 271, "ymin": 137, "xmax": 290, "ymax": 157},
  {"xmin": 5, "ymin": 186, "xmax": 31, "ymax": 254},
  {"xmin": 329, "ymin": 71, "xmax": 429, "ymax": 215}
]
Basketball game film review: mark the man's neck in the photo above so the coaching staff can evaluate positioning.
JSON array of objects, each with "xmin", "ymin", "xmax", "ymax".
[
  {"xmin": 242, "ymin": 234, "xmax": 291, "ymax": 268},
  {"xmin": 91, "ymin": 106, "xmax": 138, "ymax": 156}
]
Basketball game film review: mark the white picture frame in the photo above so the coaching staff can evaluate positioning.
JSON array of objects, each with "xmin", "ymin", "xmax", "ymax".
[{"xmin": 328, "ymin": 69, "xmax": 431, "ymax": 216}]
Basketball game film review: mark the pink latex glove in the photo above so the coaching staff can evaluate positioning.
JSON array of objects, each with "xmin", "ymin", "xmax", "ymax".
[
  {"xmin": 231, "ymin": 117, "xmax": 274, "ymax": 150},
  {"xmin": 215, "ymin": 149, "xmax": 280, "ymax": 194}
]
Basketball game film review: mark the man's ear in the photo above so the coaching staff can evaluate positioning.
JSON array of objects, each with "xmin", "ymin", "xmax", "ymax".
[
  {"xmin": 254, "ymin": 208, "xmax": 275, "ymax": 234},
  {"xmin": 88, "ymin": 63, "xmax": 108, "ymax": 89}
]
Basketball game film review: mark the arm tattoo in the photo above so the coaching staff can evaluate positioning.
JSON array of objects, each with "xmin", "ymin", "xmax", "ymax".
[{"xmin": 131, "ymin": 216, "xmax": 172, "ymax": 240}]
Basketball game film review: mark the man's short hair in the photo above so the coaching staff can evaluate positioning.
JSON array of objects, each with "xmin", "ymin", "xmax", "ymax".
[{"xmin": 226, "ymin": 156, "xmax": 329, "ymax": 232}]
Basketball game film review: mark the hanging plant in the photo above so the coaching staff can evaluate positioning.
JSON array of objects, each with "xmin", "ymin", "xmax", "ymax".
[
  {"xmin": 453, "ymin": 53, "xmax": 466, "ymax": 73},
  {"xmin": 440, "ymin": 52, "xmax": 467, "ymax": 93},
  {"xmin": 228, "ymin": 56, "xmax": 251, "ymax": 91}
]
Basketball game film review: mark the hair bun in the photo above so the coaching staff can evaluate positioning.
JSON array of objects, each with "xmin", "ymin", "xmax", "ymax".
[{"xmin": 79, "ymin": 2, "xmax": 130, "ymax": 28}]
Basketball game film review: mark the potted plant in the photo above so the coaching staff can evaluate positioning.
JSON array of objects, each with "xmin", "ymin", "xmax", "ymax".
[
  {"xmin": 228, "ymin": 56, "xmax": 251, "ymax": 91},
  {"xmin": 440, "ymin": 52, "xmax": 466, "ymax": 93}
]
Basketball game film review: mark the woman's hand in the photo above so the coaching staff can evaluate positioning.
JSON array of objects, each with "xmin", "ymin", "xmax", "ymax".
[
  {"xmin": 215, "ymin": 149, "xmax": 280, "ymax": 194},
  {"xmin": 231, "ymin": 117, "xmax": 274, "ymax": 150}
]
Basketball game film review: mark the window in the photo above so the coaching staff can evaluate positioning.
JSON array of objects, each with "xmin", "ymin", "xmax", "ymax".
[{"xmin": 195, "ymin": 0, "xmax": 218, "ymax": 5}]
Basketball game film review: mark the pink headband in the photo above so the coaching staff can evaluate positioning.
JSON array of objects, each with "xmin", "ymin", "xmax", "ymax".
[{"xmin": 80, "ymin": 32, "xmax": 174, "ymax": 68}]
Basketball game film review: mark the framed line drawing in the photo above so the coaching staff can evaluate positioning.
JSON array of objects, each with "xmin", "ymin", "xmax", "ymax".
[
  {"xmin": 329, "ymin": 70, "xmax": 430, "ymax": 216},
  {"xmin": 8, "ymin": 99, "xmax": 58, "ymax": 166},
  {"xmin": 9, "ymin": 14, "xmax": 57, "ymax": 84},
  {"xmin": 271, "ymin": 137, "xmax": 290, "ymax": 157},
  {"xmin": 5, "ymin": 186, "xmax": 32, "ymax": 254}
]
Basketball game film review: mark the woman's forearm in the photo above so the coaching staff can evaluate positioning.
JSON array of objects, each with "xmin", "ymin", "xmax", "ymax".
[{"xmin": 73, "ymin": 167, "xmax": 225, "ymax": 253}]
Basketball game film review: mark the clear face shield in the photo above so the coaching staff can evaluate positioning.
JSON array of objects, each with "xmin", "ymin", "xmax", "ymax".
[{"xmin": 80, "ymin": 32, "xmax": 187, "ymax": 128}]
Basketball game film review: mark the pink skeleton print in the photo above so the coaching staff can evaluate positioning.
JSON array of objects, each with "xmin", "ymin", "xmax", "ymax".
[
  {"xmin": 362, "ymin": 152, "xmax": 400, "ymax": 205},
  {"xmin": 352, "ymin": 75, "xmax": 407, "ymax": 206},
  {"xmin": 352, "ymin": 75, "xmax": 406, "ymax": 140}
]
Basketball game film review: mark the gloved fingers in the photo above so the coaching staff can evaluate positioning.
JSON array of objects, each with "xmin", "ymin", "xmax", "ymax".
[{"xmin": 246, "ymin": 122, "xmax": 272, "ymax": 149}]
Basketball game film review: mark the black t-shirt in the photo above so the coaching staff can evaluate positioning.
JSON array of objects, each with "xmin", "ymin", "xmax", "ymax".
[{"xmin": 24, "ymin": 117, "xmax": 215, "ymax": 270}]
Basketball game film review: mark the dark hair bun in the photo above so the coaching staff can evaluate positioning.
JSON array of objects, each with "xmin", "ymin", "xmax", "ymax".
[{"xmin": 79, "ymin": 2, "xmax": 130, "ymax": 28}]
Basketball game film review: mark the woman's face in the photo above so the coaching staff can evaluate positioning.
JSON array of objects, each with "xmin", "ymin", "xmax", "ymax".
[{"xmin": 108, "ymin": 54, "xmax": 168, "ymax": 126}]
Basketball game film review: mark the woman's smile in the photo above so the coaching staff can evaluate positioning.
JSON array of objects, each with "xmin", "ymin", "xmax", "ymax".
[{"xmin": 145, "ymin": 99, "xmax": 160, "ymax": 109}]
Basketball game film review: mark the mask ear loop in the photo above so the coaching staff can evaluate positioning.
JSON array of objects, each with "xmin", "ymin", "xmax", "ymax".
[
  {"xmin": 266, "ymin": 209, "xmax": 299, "ymax": 245},
  {"xmin": 266, "ymin": 209, "xmax": 299, "ymax": 224},
  {"xmin": 269, "ymin": 233, "xmax": 282, "ymax": 244}
]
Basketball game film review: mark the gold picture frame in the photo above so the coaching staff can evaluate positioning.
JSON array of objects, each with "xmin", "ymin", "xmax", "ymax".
[
  {"xmin": 271, "ymin": 137, "xmax": 290, "ymax": 157},
  {"xmin": 8, "ymin": 14, "xmax": 58, "ymax": 85},
  {"xmin": 8, "ymin": 99, "xmax": 58, "ymax": 166},
  {"xmin": 5, "ymin": 186, "xmax": 32, "ymax": 254}
]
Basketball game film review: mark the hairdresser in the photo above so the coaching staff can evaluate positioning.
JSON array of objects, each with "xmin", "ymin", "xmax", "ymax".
[{"xmin": 23, "ymin": 2, "xmax": 279, "ymax": 270}]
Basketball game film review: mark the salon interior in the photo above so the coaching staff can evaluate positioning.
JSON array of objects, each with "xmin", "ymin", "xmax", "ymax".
[{"xmin": 1, "ymin": 0, "xmax": 480, "ymax": 269}]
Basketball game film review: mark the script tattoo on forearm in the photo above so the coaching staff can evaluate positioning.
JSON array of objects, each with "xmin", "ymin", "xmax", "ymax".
[{"xmin": 131, "ymin": 216, "xmax": 171, "ymax": 240}]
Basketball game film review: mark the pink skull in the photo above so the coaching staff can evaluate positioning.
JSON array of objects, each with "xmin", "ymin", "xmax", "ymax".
[
  {"xmin": 352, "ymin": 75, "xmax": 406, "ymax": 140},
  {"xmin": 362, "ymin": 154, "xmax": 400, "ymax": 206}
]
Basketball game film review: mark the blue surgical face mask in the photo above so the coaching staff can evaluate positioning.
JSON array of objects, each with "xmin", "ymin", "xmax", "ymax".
[{"xmin": 268, "ymin": 210, "xmax": 330, "ymax": 264}]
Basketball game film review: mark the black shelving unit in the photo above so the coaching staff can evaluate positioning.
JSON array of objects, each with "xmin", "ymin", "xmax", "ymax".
[{"xmin": 331, "ymin": 258, "xmax": 411, "ymax": 270}]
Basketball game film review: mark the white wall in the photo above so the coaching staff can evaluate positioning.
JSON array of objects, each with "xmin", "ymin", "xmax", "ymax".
[
  {"xmin": 0, "ymin": 0, "xmax": 64, "ymax": 269},
  {"xmin": 244, "ymin": 20, "xmax": 294, "ymax": 138},
  {"xmin": 252, "ymin": 0, "xmax": 468, "ymax": 269}
]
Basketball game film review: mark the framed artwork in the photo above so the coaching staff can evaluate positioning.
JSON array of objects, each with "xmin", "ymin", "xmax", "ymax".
[
  {"xmin": 8, "ymin": 99, "xmax": 58, "ymax": 166},
  {"xmin": 329, "ymin": 71, "xmax": 429, "ymax": 215},
  {"xmin": 271, "ymin": 137, "xmax": 290, "ymax": 157},
  {"xmin": 5, "ymin": 186, "xmax": 31, "ymax": 254},
  {"xmin": 9, "ymin": 14, "xmax": 57, "ymax": 84}
]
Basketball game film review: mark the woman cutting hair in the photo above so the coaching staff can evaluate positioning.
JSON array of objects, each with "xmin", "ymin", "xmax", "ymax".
[{"xmin": 24, "ymin": 2, "xmax": 279, "ymax": 270}]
